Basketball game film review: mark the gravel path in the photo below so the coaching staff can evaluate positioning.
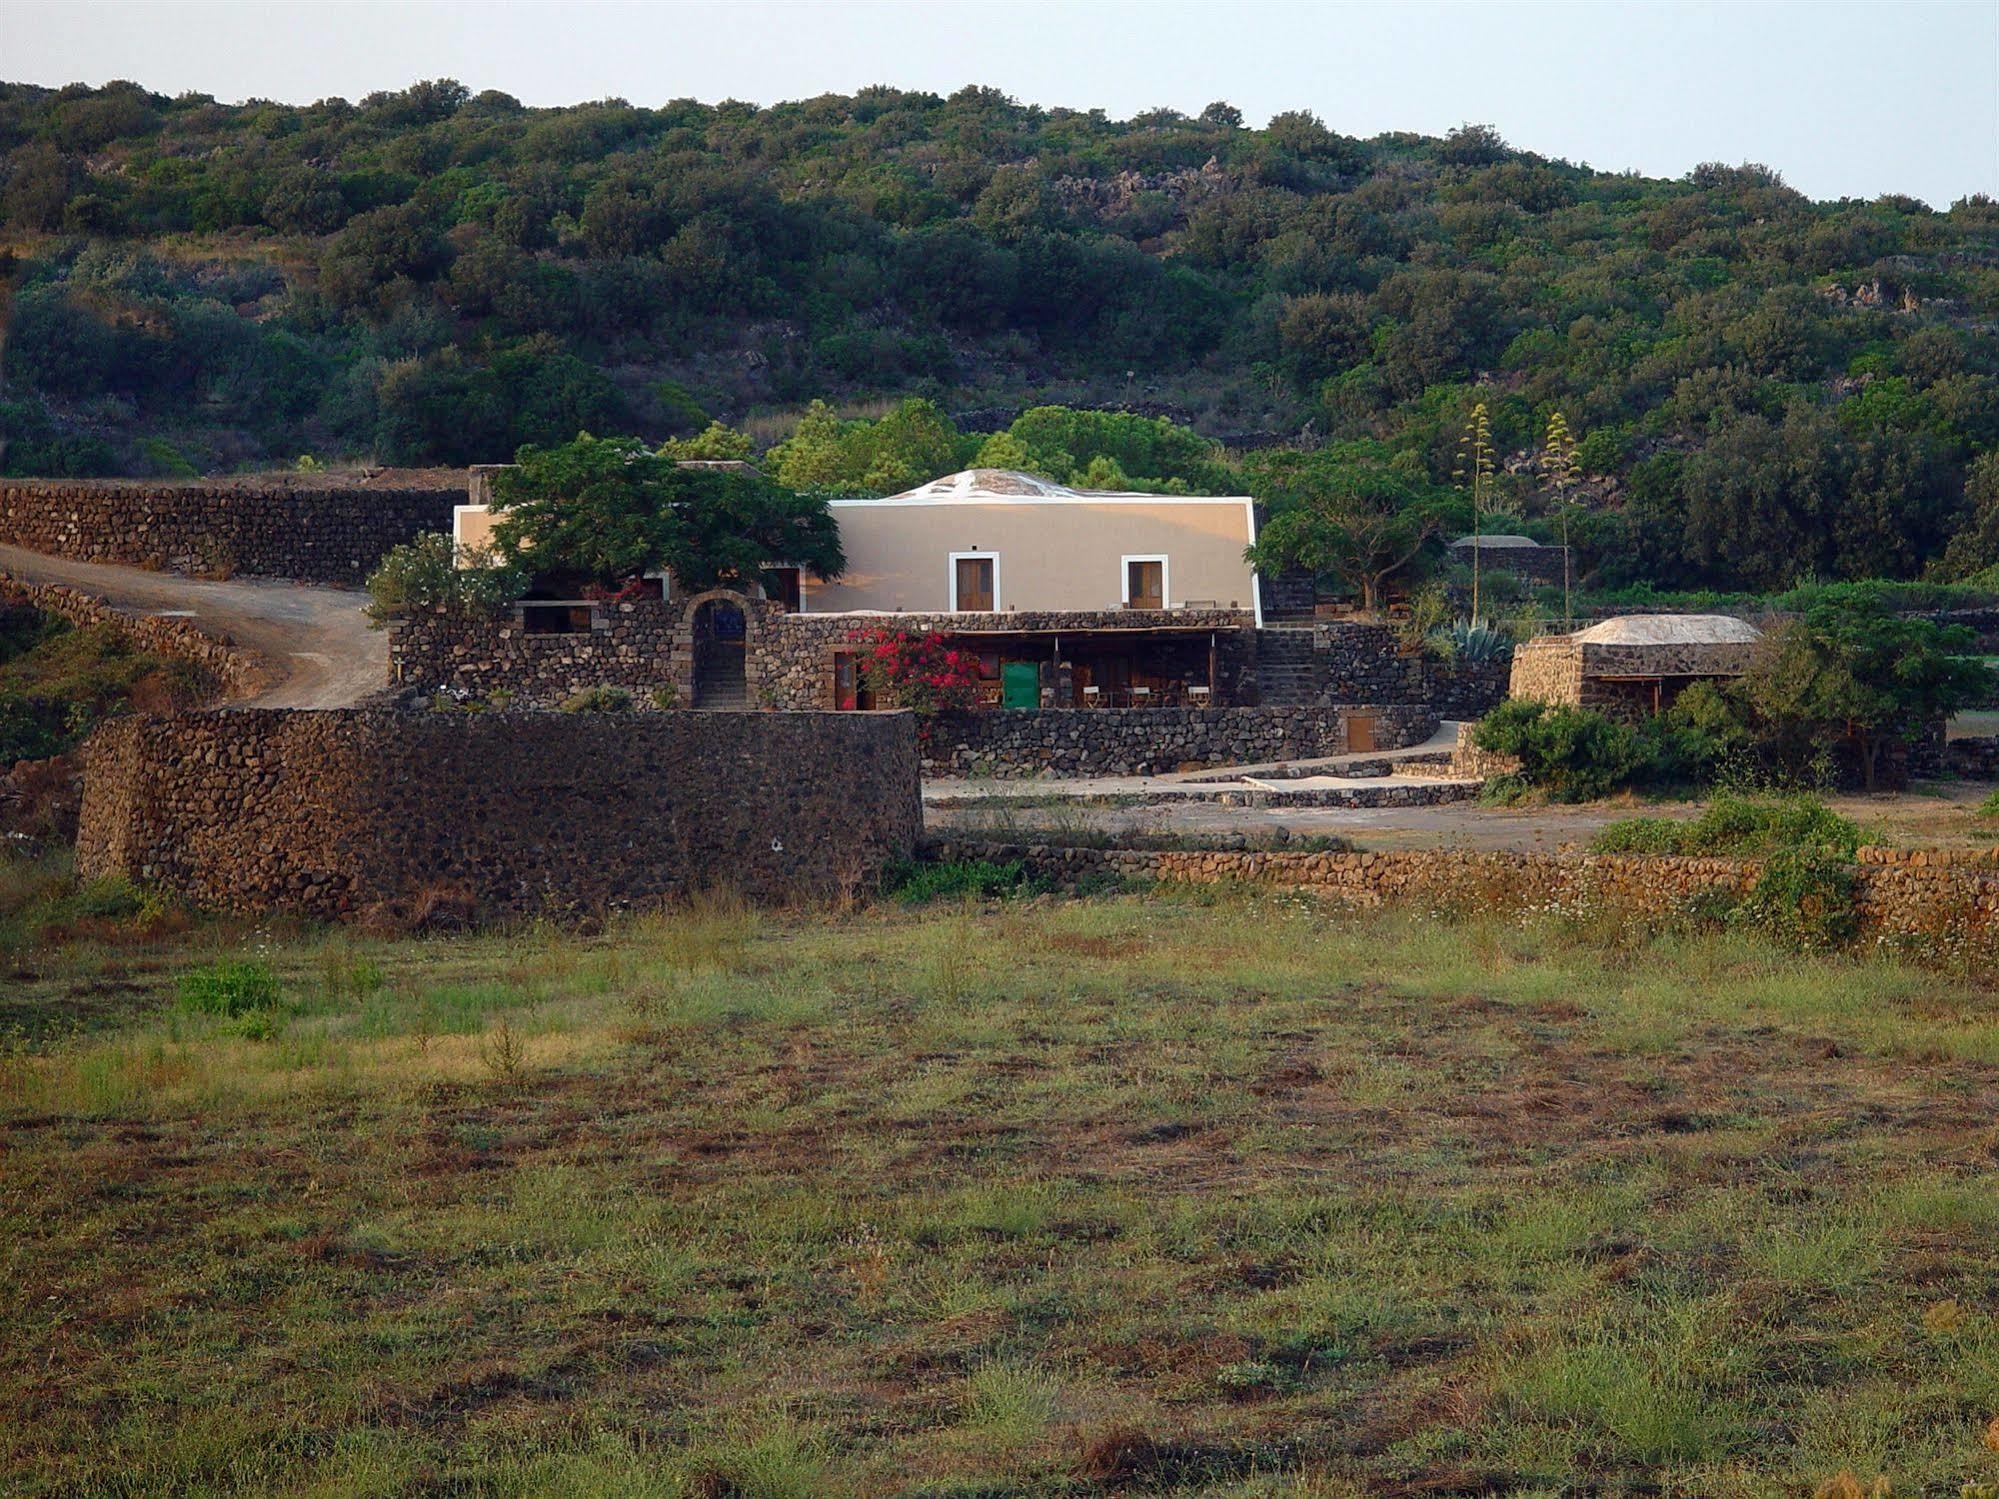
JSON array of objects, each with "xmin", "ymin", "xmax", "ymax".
[{"xmin": 0, "ymin": 544, "xmax": 385, "ymax": 708}]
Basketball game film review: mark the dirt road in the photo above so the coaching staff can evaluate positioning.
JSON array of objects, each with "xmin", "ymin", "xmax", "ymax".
[{"xmin": 0, "ymin": 544, "xmax": 384, "ymax": 708}]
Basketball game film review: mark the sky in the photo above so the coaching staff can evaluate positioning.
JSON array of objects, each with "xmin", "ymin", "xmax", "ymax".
[{"xmin": 6, "ymin": 0, "xmax": 1996, "ymax": 206}]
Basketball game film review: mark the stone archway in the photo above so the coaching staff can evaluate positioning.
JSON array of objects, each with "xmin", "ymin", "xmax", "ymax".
[{"xmin": 690, "ymin": 595, "xmax": 749, "ymax": 708}]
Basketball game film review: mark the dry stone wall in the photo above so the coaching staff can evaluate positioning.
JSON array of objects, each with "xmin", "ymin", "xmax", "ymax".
[
  {"xmin": 0, "ymin": 476, "xmax": 458, "ymax": 584},
  {"xmin": 1312, "ymin": 622, "xmax": 1508, "ymax": 719},
  {"xmin": 389, "ymin": 591, "xmax": 782, "ymax": 707},
  {"xmin": 926, "ymin": 838, "xmax": 1999, "ymax": 937},
  {"xmin": 77, "ymin": 708, "xmax": 921, "ymax": 920},
  {"xmin": 1, "ymin": 574, "xmax": 274, "ymax": 700},
  {"xmin": 923, "ymin": 704, "xmax": 1435, "ymax": 777}
]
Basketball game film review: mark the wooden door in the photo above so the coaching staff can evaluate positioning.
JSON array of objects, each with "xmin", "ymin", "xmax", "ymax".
[
  {"xmin": 1347, "ymin": 713, "xmax": 1377, "ymax": 753},
  {"xmin": 954, "ymin": 557, "xmax": 994, "ymax": 612},
  {"xmin": 1127, "ymin": 559, "xmax": 1163, "ymax": 610}
]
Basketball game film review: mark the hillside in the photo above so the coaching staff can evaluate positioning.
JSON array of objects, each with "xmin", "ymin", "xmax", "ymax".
[{"xmin": 2, "ymin": 78, "xmax": 1999, "ymax": 589}]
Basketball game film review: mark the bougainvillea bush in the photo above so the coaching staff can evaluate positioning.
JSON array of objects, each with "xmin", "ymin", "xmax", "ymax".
[{"xmin": 848, "ymin": 627, "xmax": 981, "ymax": 741}]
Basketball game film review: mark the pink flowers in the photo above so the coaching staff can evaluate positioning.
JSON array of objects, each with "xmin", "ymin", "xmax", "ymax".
[{"xmin": 847, "ymin": 627, "xmax": 982, "ymax": 738}]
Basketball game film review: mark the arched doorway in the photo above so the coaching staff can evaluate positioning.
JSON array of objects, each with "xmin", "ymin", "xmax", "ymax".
[{"xmin": 692, "ymin": 598, "xmax": 748, "ymax": 708}]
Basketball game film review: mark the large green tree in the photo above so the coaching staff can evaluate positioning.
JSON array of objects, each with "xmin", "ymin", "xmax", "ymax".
[
  {"xmin": 489, "ymin": 435, "xmax": 844, "ymax": 591},
  {"xmin": 1243, "ymin": 443, "xmax": 1457, "ymax": 610},
  {"xmin": 1733, "ymin": 595, "xmax": 1990, "ymax": 790}
]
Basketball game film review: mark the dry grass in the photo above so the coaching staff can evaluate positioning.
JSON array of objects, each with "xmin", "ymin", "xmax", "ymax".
[{"xmin": 2, "ymin": 888, "xmax": 1997, "ymax": 1496}]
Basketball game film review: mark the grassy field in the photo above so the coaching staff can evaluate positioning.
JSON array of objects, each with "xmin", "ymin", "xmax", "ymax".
[{"xmin": 3, "ymin": 883, "xmax": 1998, "ymax": 1497}]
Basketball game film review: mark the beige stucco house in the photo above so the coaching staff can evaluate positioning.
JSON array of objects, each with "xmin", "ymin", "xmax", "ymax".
[
  {"xmin": 454, "ymin": 466, "xmax": 1260, "ymax": 624},
  {"xmin": 804, "ymin": 469, "xmax": 1261, "ymax": 622}
]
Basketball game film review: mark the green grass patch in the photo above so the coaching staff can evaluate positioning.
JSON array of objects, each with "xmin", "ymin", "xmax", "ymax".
[
  {"xmin": 2, "ymin": 895, "xmax": 1997, "ymax": 1494},
  {"xmin": 1592, "ymin": 794, "xmax": 1863, "ymax": 858}
]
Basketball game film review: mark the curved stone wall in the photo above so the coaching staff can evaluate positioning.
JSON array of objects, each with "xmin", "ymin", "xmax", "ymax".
[
  {"xmin": 0, "ymin": 477, "xmax": 458, "ymax": 584},
  {"xmin": 76, "ymin": 708, "xmax": 921, "ymax": 920}
]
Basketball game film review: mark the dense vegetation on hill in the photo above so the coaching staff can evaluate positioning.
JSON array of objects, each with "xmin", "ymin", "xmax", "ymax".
[{"xmin": 3, "ymin": 78, "xmax": 1999, "ymax": 590}]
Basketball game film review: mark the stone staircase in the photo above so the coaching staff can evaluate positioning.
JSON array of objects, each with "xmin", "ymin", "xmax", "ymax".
[
  {"xmin": 1254, "ymin": 625, "xmax": 1321, "ymax": 706},
  {"xmin": 693, "ymin": 647, "xmax": 748, "ymax": 709}
]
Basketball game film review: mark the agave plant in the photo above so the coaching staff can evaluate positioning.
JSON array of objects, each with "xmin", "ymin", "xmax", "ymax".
[{"xmin": 1429, "ymin": 617, "xmax": 1511, "ymax": 662}]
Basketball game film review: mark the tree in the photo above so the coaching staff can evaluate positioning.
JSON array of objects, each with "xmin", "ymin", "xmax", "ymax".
[
  {"xmin": 765, "ymin": 398, "xmax": 968, "ymax": 496},
  {"xmin": 1734, "ymin": 596, "xmax": 1990, "ymax": 790},
  {"xmin": 1244, "ymin": 445, "xmax": 1452, "ymax": 611},
  {"xmin": 1932, "ymin": 450, "xmax": 1999, "ymax": 580},
  {"xmin": 490, "ymin": 434, "xmax": 845, "ymax": 591}
]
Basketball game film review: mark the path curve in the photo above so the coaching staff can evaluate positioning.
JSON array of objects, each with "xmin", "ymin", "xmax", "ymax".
[{"xmin": 0, "ymin": 544, "xmax": 384, "ymax": 708}]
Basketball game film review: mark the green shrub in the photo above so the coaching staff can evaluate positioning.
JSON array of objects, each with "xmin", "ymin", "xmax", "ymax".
[
  {"xmin": 559, "ymin": 685, "xmax": 633, "ymax": 713},
  {"xmin": 1591, "ymin": 796, "xmax": 1861, "ymax": 859},
  {"xmin": 176, "ymin": 959, "xmax": 285, "ymax": 1017},
  {"xmin": 363, "ymin": 533, "xmax": 526, "ymax": 625},
  {"xmin": 1733, "ymin": 847, "xmax": 1859, "ymax": 950},
  {"xmin": 1977, "ymin": 787, "xmax": 1999, "ymax": 819},
  {"xmin": 885, "ymin": 857, "xmax": 1035, "ymax": 905},
  {"xmin": 1472, "ymin": 700, "xmax": 1648, "ymax": 802}
]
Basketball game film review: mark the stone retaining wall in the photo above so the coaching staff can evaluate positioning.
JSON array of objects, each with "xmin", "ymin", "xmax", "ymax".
[
  {"xmin": 922, "ymin": 704, "xmax": 1436, "ymax": 778},
  {"xmin": 1945, "ymin": 736, "xmax": 1999, "ymax": 780},
  {"xmin": 1, "ymin": 574, "xmax": 273, "ymax": 700},
  {"xmin": 0, "ymin": 476, "xmax": 458, "ymax": 585},
  {"xmin": 1449, "ymin": 721, "xmax": 1522, "ymax": 780},
  {"xmin": 76, "ymin": 708, "xmax": 921, "ymax": 920},
  {"xmin": 1312, "ymin": 622, "xmax": 1508, "ymax": 719},
  {"xmin": 924, "ymin": 838, "xmax": 1999, "ymax": 936},
  {"xmin": 388, "ymin": 590, "xmax": 784, "ymax": 708}
]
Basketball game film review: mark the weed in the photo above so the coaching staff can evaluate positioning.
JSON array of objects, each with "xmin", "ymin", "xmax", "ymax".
[
  {"xmin": 884, "ymin": 856, "xmax": 1037, "ymax": 904},
  {"xmin": 175, "ymin": 959, "xmax": 284, "ymax": 1018}
]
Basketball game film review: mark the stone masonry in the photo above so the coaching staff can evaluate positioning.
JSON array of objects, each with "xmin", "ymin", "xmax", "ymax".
[
  {"xmin": 925, "ymin": 838, "xmax": 1999, "ymax": 938},
  {"xmin": 0, "ymin": 475, "xmax": 459, "ymax": 585},
  {"xmin": 922, "ymin": 703, "xmax": 1436, "ymax": 777},
  {"xmin": 77, "ymin": 708, "xmax": 922, "ymax": 920}
]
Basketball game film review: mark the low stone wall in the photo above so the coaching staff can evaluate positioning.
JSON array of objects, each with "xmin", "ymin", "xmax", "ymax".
[
  {"xmin": 923, "ymin": 704, "xmax": 1436, "ymax": 777},
  {"xmin": 77, "ymin": 708, "xmax": 921, "ymax": 920},
  {"xmin": 1, "ymin": 574, "xmax": 273, "ymax": 700},
  {"xmin": 0, "ymin": 475, "xmax": 459, "ymax": 585},
  {"xmin": 388, "ymin": 590, "xmax": 783, "ymax": 708},
  {"xmin": 1945, "ymin": 736, "xmax": 1999, "ymax": 780},
  {"xmin": 1449, "ymin": 721, "xmax": 1521, "ymax": 779},
  {"xmin": 924, "ymin": 838, "xmax": 1999, "ymax": 936},
  {"xmin": 1449, "ymin": 542, "xmax": 1568, "ymax": 585},
  {"xmin": 1312, "ymin": 622, "xmax": 1508, "ymax": 719}
]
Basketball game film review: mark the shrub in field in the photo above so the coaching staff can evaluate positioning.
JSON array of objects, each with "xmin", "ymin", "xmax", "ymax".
[
  {"xmin": 1591, "ymin": 796, "xmax": 1861, "ymax": 858},
  {"xmin": 176, "ymin": 959, "xmax": 284, "ymax": 1017},
  {"xmin": 885, "ymin": 857, "xmax": 1034, "ymax": 904},
  {"xmin": 1733, "ymin": 847, "xmax": 1859, "ymax": 950},
  {"xmin": 1472, "ymin": 700, "xmax": 1648, "ymax": 801}
]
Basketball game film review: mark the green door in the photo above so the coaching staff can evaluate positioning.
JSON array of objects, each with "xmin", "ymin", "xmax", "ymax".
[{"xmin": 1001, "ymin": 660, "xmax": 1040, "ymax": 709}]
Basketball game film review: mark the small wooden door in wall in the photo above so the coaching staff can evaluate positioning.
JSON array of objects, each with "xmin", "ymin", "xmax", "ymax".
[
  {"xmin": 1127, "ymin": 559, "xmax": 1163, "ymax": 610},
  {"xmin": 955, "ymin": 557, "xmax": 994, "ymax": 612},
  {"xmin": 1347, "ymin": 713, "xmax": 1377, "ymax": 752}
]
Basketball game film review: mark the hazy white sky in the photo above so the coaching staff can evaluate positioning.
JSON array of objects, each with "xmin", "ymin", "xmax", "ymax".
[{"xmin": 6, "ymin": 0, "xmax": 1996, "ymax": 206}]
